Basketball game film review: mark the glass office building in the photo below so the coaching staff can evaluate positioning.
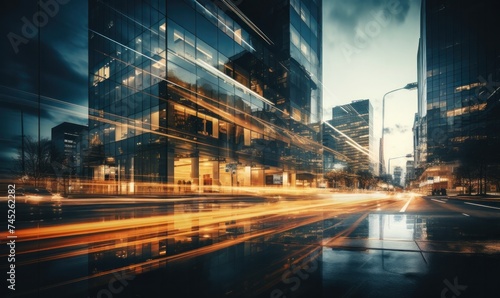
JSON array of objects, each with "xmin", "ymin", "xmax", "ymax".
[
  {"xmin": 323, "ymin": 100, "xmax": 376, "ymax": 174},
  {"xmin": 415, "ymin": 0, "xmax": 500, "ymax": 169},
  {"xmin": 88, "ymin": 0, "xmax": 323, "ymax": 193},
  {"xmin": 52, "ymin": 122, "xmax": 87, "ymax": 171}
]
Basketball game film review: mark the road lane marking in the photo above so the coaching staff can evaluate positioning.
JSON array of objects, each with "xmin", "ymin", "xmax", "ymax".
[
  {"xmin": 462, "ymin": 213, "xmax": 470, "ymax": 217},
  {"xmin": 464, "ymin": 202, "xmax": 500, "ymax": 210},
  {"xmin": 431, "ymin": 198, "xmax": 446, "ymax": 204},
  {"xmin": 399, "ymin": 196, "xmax": 414, "ymax": 212}
]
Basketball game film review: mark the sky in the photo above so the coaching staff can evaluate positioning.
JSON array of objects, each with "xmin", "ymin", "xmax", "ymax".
[
  {"xmin": 323, "ymin": 0, "xmax": 421, "ymax": 176},
  {"xmin": 0, "ymin": 0, "xmax": 421, "ymax": 179},
  {"xmin": 0, "ymin": 0, "xmax": 88, "ymax": 178}
]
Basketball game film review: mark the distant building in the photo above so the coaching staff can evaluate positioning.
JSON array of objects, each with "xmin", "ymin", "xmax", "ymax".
[
  {"xmin": 324, "ymin": 99, "xmax": 376, "ymax": 174},
  {"xmin": 405, "ymin": 160, "xmax": 415, "ymax": 187},
  {"xmin": 51, "ymin": 122, "xmax": 87, "ymax": 175},
  {"xmin": 393, "ymin": 166, "xmax": 403, "ymax": 187}
]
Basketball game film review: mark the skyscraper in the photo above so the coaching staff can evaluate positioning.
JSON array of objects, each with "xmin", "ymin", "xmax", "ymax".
[
  {"xmin": 393, "ymin": 166, "xmax": 403, "ymax": 187},
  {"xmin": 88, "ymin": 0, "xmax": 323, "ymax": 193},
  {"xmin": 415, "ymin": 0, "xmax": 500, "ymax": 190},
  {"xmin": 405, "ymin": 160, "xmax": 415, "ymax": 187},
  {"xmin": 324, "ymin": 99, "xmax": 376, "ymax": 174},
  {"xmin": 51, "ymin": 122, "xmax": 87, "ymax": 174}
]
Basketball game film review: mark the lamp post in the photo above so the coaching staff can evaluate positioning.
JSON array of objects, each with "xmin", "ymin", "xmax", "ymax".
[{"xmin": 380, "ymin": 82, "xmax": 417, "ymax": 174}]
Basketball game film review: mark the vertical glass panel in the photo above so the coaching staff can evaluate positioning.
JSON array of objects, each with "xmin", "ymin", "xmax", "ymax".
[
  {"xmin": 212, "ymin": 118, "xmax": 219, "ymax": 139},
  {"xmin": 290, "ymin": 25, "xmax": 300, "ymax": 48},
  {"xmin": 196, "ymin": 14, "xmax": 217, "ymax": 48},
  {"xmin": 310, "ymin": 15, "xmax": 318, "ymax": 37},
  {"xmin": 300, "ymin": 5, "xmax": 310, "ymax": 27},
  {"xmin": 167, "ymin": 0, "xmax": 195, "ymax": 33},
  {"xmin": 151, "ymin": 107, "xmax": 159, "ymax": 131},
  {"xmin": 196, "ymin": 38, "xmax": 217, "ymax": 66},
  {"xmin": 184, "ymin": 30, "xmax": 196, "ymax": 59},
  {"xmin": 244, "ymin": 128, "xmax": 251, "ymax": 146},
  {"xmin": 217, "ymin": 7, "xmax": 233, "ymax": 39},
  {"xmin": 218, "ymin": 30, "xmax": 234, "ymax": 57}
]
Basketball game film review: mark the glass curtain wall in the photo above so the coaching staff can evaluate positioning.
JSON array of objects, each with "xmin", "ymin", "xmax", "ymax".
[{"xmin": 88, "ymin": 0, "xmax": 323, "ymax": 193}]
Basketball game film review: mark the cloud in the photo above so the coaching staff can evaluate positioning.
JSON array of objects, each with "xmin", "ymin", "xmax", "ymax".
[
  {"xmin": 0, "ymin": 1, "xmax": 88, "ymax": 160},
  {"xmin": 0, "ymin": 1, "xmax": 88, "ymax": 104},
  {"xmin": 384, "ymin": 123, "xmax": 409, "ymax": 135},
  {"xmin": 0, "ymin": 135, "xmax": 20, "ymax": 179},
  {"xmin": 324, "ymin": 0, "xmax": 418, "ymax": 47}
]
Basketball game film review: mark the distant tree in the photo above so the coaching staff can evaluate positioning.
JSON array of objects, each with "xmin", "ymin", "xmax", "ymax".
[
  {"xmin": 13, "ymin": 136, "xmax": 55, "ymax": 187},
  {"xmin": 451, "ymin": 136, "xmax": 500, "ymax": 195},
  {"xmin": 343, "ymin": 168, "xmax": 357, "ymax": 189},
  {"xmin": 51, "ymin": 143, "xmax": 74, "ymax": 196},
  {"xmin": 324, "ymin": 170, "xmax": 344, "ymax": 188},
  {"xmin": 380, "ymin": 174, "xmax": 392, "ymax": 184},
  {"xmin": 356, "ymin": 170, "xmax": 376, "ymax": 189},
  {"xmin": 324, "ymin": 166, "xmax": 359, "ymax": 189},
  {"xmin": 454, "ymin": 164, "xmax": 474, "ymax": 195}
]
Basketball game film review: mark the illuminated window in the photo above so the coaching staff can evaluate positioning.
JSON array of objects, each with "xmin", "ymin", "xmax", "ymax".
[
  {"xmin": 454, "ymin": 82, "xmax": 483, "ymax": 92},
  {"xmin": 300, "ymin": 6, "xmax": 309, "ymax": 25},
  {"xmin": 234, "ymin": 28, "xmax": 242, "ymax": 45},
  {"xmin": 244, "ymin": 128, "xmax": 251, "ymax": 146},
  {"xmin": 93, "ymin": 65, "xmax": 109, "ymax": 85},
  {"xmin": 290, "ymin": 26, "xmax": 300, "ymax": 48},
  {"xmin": 300, "ymin": 42, "xmax": 309, "ymax": 58}
]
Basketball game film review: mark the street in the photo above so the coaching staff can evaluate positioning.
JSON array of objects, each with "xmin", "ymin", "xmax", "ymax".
[{"xmin": 2, "ymin": 191, "xmax": 500, "ymax": 297}]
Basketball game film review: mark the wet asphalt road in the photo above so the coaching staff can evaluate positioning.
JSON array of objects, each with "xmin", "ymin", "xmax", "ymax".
[
  {"xmin": 2, "ymin": 193, "xmax": 500, "ymax": 298},
  {"xmin": 320, "ymin": 195, "xmax": 500, "ymax": 298}
]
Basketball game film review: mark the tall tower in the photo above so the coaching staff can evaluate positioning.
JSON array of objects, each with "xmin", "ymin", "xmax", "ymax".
[
  {"xmin": 324, "ymin": 99, "xmax": 376, "ymax": 174},
  {"xmin": 415, "ymin": 0, "xmax": 500, "ymax": 185},
  {"xmin": 88, "ymin": 0, "xmax": 323, "ymax": 192}
]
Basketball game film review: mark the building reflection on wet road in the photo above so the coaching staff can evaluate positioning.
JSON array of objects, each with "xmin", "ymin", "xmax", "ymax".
[{"xmin": 3, "ymin": 193, "xmax": 500, "ymax": 297}]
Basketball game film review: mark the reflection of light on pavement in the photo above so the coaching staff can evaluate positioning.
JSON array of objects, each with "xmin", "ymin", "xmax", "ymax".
[
  {"xmin": 16, "ymin": 193, "xmax": 391, "ymax": 241},
  {"xmin": 9, "ymin": 192, "xmax": 403, "ymax": 292},
  {"xmin": 369, "ymin": 214, "xmax": 415, "ymax": 240}
]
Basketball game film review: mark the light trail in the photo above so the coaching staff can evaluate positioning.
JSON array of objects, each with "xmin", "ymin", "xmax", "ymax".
[
  {"xmin": 10, "ymin": 194, "xmax": 399, "ymax": 264},
  {"xmin": 14, "ymin": 194, "xmax": 387, "ymax": 241},
  {"xmin": 4, "ymin": 193, "xmax": 406, "ymax": 297},
  {"xmin": 323, "ymin": 120, "xmax": 379, "ymax": 164}
]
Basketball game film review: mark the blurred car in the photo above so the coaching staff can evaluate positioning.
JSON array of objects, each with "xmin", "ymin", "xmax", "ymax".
[
  {"xmin": 17, "ymin": 187, "xmax": 62, "ymax": 221},
  {"xmin": 17, "ymin": 187, "xmax": 61, "ymax": 202}
]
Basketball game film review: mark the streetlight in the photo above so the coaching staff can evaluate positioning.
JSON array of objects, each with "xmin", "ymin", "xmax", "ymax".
[
  {"xmin": 388, "ymin": 153, "xmax": 413, "ymax": 182},
  {"xmin": 380, "ymin": 82, "xmax": 418, "ymax": 174}
]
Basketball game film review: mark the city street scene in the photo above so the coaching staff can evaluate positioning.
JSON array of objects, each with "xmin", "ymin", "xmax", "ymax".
[{"xmin": 1, "ymin": 0, "xmax": 499, "ymax": 297}]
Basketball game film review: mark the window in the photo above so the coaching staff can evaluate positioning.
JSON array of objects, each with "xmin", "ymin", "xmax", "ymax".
[{"xmin": 290, "ymin": 25, "xmax": 300, "ymax": 48}]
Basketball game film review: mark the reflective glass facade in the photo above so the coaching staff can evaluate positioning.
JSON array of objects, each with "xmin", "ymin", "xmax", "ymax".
[
  {"xmin": 88, "ymin": 0, "xmax": 323, "ymax": 192},
  {"xmin": 324, "ymin": 100, "xmax": 375, "ymax": 174},
  {"xmin": 416, "ymin": 0, "xmax": 500, "ymax": 168}
]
